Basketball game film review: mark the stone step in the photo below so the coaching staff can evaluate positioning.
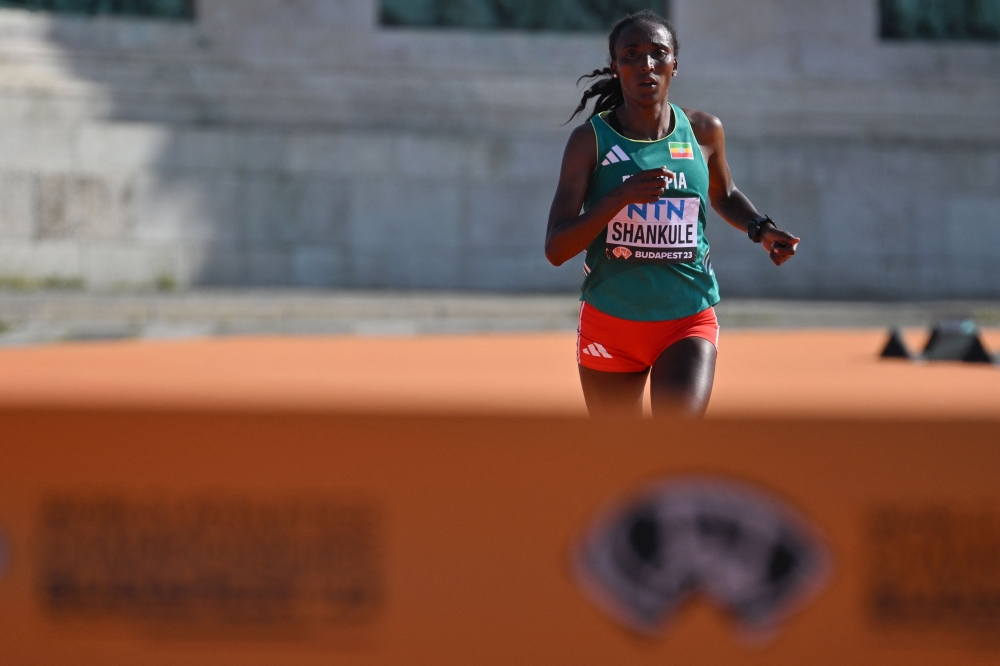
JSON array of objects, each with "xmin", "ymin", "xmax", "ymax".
[{"xmin": 1, "ymin": 291, "xmax": 998, "ymax": 346}]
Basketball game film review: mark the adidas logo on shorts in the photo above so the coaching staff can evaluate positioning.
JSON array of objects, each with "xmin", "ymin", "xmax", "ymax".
[
  {"xmin": 582, "ymin": 342, "xmax": 613, "ymax": 359},
  {"xmin": 601, "ymin": 145, "xmax": 631, "ymax": 166}
]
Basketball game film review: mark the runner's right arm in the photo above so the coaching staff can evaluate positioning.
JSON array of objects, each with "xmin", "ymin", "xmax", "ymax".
[{"xmin": 545, "ymin": 124, "xmax": 673, "ymax": 266}]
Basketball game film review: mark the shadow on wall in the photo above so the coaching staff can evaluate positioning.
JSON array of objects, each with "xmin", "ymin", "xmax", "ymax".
[{"xmin": 0, "ymin": 0, "xmax": 595, "ymax": 291}]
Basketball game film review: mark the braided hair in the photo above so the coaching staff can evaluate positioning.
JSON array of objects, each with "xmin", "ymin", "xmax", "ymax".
[{"xmin": 567, "ymin": 10, "xmax": 679, "ymax": 122}]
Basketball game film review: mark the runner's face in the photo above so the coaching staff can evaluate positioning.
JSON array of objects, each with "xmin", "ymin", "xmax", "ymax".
[{"xmin": 611, "ymin": 23, "xmax": 676, "ymax": 104}]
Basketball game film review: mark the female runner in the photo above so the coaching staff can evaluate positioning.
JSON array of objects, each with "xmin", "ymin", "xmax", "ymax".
[{"xmin": 545, "ymin": 10, "xmax": 799, "ymax": 418}]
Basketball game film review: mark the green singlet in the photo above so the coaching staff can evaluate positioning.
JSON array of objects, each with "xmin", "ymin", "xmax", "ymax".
[{"xmin": 581, "ymin": 104, "xmax": 721, "ymax": 322}]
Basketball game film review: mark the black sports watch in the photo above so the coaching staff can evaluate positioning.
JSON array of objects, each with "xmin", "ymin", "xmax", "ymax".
[{"xmin": 747, "ymin": 215, "xmax": 774, "ymax": 243}]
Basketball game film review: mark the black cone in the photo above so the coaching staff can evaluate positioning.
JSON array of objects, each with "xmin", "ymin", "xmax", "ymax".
[
  {"xmin": 922, "ymin": 320, "xmax": 995, "ymax": 364},
  {"xmin": 879, "ymin": 328, "xmax": 911, "ymax": 359},
  {"xmin": 962, "ymin": 336, "xmax": 994, "ymax": 364}
]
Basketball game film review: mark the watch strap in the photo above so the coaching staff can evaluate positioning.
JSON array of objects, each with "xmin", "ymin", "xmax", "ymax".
[{"xmin": 748, "ymin": 215, "xmax": 774, "ymax": 243}]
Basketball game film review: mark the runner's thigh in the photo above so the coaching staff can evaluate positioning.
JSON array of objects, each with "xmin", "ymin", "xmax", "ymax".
[
  {"xmin": 578, "ymin": 366, "xmax": 649, "ymax": 418},
  {"xmin": 648, "ymin": 337, "xmax": 717, "ymax": 417}
]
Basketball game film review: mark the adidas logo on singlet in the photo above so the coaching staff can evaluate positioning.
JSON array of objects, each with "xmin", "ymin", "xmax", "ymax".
[{"xmin": 601, "ymin": 145, "xmax": 631, "ymax": 166}]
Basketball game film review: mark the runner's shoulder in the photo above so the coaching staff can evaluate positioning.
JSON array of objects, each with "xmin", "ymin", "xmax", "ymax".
[
  {"xmin": 567, "ymin": 119, "xmax": 598, "ymax": 146},
  {"xmin": 681, "ymin": 108, "xmax": 724, "ymax": 146},
  {"xmin": 563, "ymin": 119, "xmax": 599, "ymax": 167}
]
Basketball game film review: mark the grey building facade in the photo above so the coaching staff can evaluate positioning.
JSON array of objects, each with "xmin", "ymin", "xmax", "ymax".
[{"xmin": 0, "ymin": 0, "xmax": 997, "ymax": 297}]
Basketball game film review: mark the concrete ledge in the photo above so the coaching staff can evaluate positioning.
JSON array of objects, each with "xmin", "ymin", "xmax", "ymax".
[{"xmin": 0, "ymin": 290, "xmax": 999, "ymax": 345}]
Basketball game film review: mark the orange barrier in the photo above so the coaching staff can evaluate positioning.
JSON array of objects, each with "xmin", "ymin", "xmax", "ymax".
[{"xmin": 0, "ymin": 410, "xmax": 998, "ymax": 665}]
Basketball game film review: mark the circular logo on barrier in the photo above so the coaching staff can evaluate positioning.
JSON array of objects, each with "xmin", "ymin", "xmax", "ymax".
[{"xmin": 574, "ymin": 478, "xmax": 830, "ymax": 637}]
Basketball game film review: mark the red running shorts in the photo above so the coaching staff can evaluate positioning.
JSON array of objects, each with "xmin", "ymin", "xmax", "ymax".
[{"xmin": 577, "ymin": 302, "xmax": 720, "ymax": 372}]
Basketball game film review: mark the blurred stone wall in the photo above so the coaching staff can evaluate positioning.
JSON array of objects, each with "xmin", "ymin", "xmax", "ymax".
[
  {"xmin": 672, "ymin": 0, "xmax": 1000, "ymax": 299},
  {"xmin": 0, "ymin": 0, "xmax": 997, "ymax": 297}
]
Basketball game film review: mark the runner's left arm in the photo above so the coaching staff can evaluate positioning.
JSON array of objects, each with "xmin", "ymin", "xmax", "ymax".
[{"xmin": 686, "ymin": 109, "xmax": 800, "ymax": 267}]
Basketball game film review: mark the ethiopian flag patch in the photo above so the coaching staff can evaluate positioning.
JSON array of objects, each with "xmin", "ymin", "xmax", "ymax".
[{"xmin": 669, "ymin": 142, "xmax": 694, "ymax": 160}]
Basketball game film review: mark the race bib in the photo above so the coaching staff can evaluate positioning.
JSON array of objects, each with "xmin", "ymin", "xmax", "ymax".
[{"xmin": 606, "ymin": 197, "xmax": 700, "ymax": 264}]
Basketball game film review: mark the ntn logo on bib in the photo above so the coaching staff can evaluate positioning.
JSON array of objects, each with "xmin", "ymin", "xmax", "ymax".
[
  {"xmin": 607, "ymin": 197, "xmax": 699, "ymax": 264},
  {"xmin": 669, "ymin": 142, "xmax": 694, "ymax": 160}
]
